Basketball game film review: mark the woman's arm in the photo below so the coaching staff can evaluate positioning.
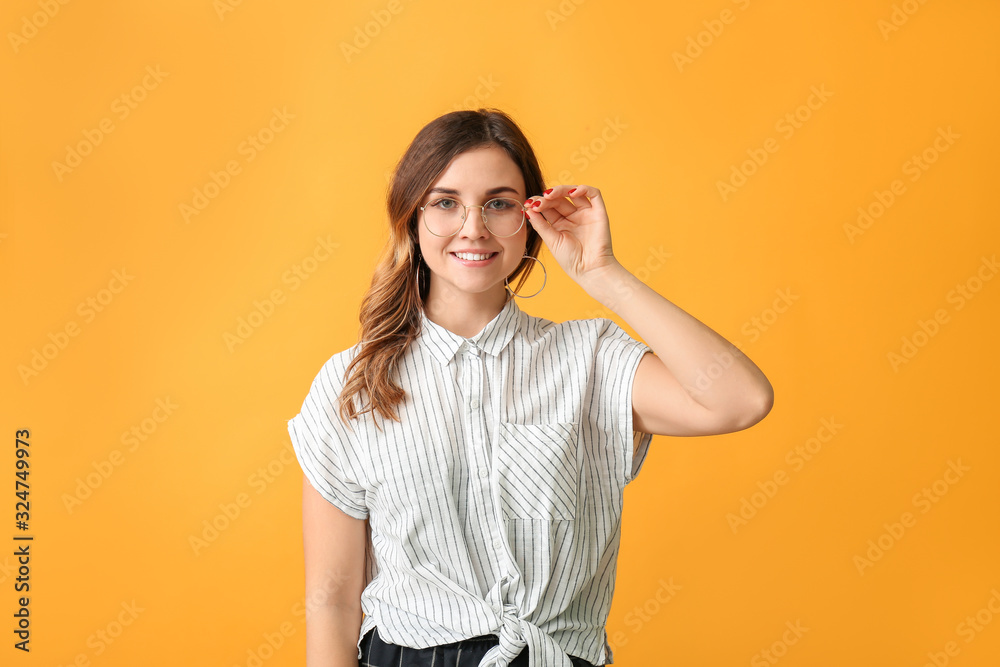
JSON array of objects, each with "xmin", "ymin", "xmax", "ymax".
[
  {"xmin": 525, "ymin": 184, "xmax": 773, "ymax": 438},
  {"xmin": 582, "ymin": 261, "xmax": 773, "ymax": 437},
  {"xmin": 302, "ymin": 475, "xmax": 368, "ymax": 667}
]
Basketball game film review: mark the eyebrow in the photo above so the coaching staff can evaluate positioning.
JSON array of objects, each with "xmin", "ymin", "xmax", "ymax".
[{"xmin": 428, "ymin": 186, "xmax": 522, "ymax": 197}]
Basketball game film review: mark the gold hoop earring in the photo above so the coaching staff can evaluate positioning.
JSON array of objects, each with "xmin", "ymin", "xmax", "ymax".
[
  {"xmin": 504, "ymin": 255, "xmax": 546, "ymax": 299},
  {"xmin": 415, "ymin": 248, "xmax": 428, "ymax": 289}
]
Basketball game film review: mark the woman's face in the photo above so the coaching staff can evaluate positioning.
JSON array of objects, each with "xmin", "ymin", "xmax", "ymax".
[{"xmin": 417, "ymin": 144, "xmax": 529, "ymax": 309}]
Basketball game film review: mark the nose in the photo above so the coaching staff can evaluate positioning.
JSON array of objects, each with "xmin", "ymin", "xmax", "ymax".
[{"xmin": 458, "ymin": 204, "xmax": 491, "ymax": 238}]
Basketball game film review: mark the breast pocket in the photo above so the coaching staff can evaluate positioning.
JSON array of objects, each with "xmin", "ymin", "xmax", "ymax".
[{"xmin": 496, "ymin": 421, "xmax": 581, "ymax": 521}]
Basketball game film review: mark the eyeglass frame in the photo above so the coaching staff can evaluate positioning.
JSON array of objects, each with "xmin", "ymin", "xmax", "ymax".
[{"xmin": 418, "ymin": 195, "xmax": 530, "ymax": 238}]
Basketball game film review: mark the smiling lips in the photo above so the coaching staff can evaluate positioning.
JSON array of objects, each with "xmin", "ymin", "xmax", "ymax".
[{"xmin": 451, "ymin": 251, "xmax": 498, "ymax": 264}]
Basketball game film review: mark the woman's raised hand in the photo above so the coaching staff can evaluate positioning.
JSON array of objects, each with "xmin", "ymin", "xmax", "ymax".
[{"xmin": 524, "ymin": 184, "xmax": 621, "ymax": 284}]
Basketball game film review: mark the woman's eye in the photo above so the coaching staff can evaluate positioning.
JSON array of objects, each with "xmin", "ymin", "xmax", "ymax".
[
  {"xmin": 432, "ymin": 198, "xmax": 457, "ymax": 209},
  {"xmin": 488, "ymin": 199, "xmax": 513, "ymax": 210}
]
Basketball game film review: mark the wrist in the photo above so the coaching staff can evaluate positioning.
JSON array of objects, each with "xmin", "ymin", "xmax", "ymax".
[
  {"xmin": 580, "ymin": 260, "xmax": 638, "ymax": 312},
  {"xmin": 580, "ymin": 257, "xmax": 625, "ymax": 285}
]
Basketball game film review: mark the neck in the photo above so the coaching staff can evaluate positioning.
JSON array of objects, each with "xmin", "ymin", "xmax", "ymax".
[{"xmin": 423, "ymin": 286, "xmax": 511, "ymax": 338}]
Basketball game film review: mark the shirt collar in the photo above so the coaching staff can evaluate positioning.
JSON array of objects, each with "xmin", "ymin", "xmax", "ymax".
[{"xmin": 419, "ymin": 297, "xmax": 522, "ymax": 366}]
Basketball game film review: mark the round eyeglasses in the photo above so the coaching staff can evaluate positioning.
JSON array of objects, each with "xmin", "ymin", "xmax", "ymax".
[{"xmin": 419, "ymin": 196, "xmax": 529, "ymax": 238}]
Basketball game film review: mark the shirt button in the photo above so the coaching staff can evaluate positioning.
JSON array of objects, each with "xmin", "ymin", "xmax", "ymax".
[
  {"xmin": 470, "ymin": 398, "xmax": 480, "ymax": 409},
  {"xmin": 492, "ymin": 538, "xmax": 503, "ymax": 550},
  {"xmin": 478, "ymin": 468, "xmax": 488, "ymax": 479}
]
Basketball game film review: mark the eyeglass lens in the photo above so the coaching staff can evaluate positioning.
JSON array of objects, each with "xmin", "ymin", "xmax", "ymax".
[{"xmin": 422, "ymin": 198, "xmax": 525, "ymax": 237}]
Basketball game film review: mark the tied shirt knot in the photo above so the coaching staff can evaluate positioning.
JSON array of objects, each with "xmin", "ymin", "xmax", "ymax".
[{"xmin": 478, "ymin": 577, "xmax": 574, "ymax": 667}]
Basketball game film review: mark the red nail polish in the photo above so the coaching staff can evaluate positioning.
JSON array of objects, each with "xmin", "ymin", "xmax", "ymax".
[
  {"xmin": 568, "ymin": 188, "xmax": 577, "ymax": 194},
  {"xmin": 532, "ymin": 200, "xmax": 541, "ymax": 207},
  {"xmin": 544, "ymin": 188, "xmax": 553, "ymax": 194},
  {"xmin": 524, "ymin": 199, "xmax": 532, "ymax": 205}
]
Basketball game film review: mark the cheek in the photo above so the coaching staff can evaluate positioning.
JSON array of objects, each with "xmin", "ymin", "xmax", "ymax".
[
  {"xmin": 511, "ymin": 229, "xmax": 530, "ymax": 257},
  {"xmin": 417, "ymin": 228, "xmax": 446, "ymax": 258},
  {"xmin": 502, "ymin": 237, "xmax": 528, "ymax": 266}
]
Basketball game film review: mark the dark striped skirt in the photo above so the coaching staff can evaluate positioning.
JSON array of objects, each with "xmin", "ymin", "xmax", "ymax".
[{"xmin": 358, "ymin": 626, "xmax": 604, "ymax": 667}]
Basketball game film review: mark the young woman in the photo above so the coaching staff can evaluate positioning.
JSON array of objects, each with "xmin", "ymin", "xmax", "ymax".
[{"xmin": 287, "ymin": 109, "xmax": 773, "ymax": 667}]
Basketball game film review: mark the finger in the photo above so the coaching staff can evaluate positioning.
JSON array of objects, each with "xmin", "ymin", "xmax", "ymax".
[
  {"xmin": 525, "ymin": 201, "xmax": 557, "ymax": 246},
  {"xmin": 565, "ymin": 184, "xmax": 606, "ymax": 217},
  {"xmin": 534, "ymin": 187, "xmax": 582, "ymax": 219},
  {"xmin": 529, "ymin": 198, "xmax": 567, "ymax": 227},
  {"xmin": 524, "ymin": 196, "xmax": 543, "ymax": 218},
  {"xmin": 524, "ymin": 196, "xmax": 548, "ymax": 221},
  {"xmin": 557, "ymin": 185, "xmax": 591, "ymax": 209}
]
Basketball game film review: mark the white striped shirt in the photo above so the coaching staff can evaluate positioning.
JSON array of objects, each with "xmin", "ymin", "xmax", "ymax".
[{"xmin": 287, "ymin": 296, "xmax": 654, "ymax": 667}]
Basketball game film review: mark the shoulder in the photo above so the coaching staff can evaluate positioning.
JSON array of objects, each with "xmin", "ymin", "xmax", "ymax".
[
  {"xmin": 304, "ymin": 343, "xmax": 361, "ymax": 395},
  {"xmin": 519, "ymin": 311, "xmax": 623, "ymax": 347}
]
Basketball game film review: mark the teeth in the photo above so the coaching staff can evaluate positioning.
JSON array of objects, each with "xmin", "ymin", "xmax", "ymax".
[{"xmin": 454, "ymin": 252, "xmax": 494, "ymax": 261}]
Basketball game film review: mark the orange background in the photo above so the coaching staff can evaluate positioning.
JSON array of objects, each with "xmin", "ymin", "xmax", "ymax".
[{"xmin": 3, "ymin": 1, "xmax": 999, "ymax": 665}]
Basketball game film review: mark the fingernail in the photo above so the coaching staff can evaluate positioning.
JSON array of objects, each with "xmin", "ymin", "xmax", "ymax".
[
  {"xmin": 544, "ymin": 188, "xmax": 553, "ymax": 195},
  {"xmin": 568, "ymin": 188, "xmax": 577, "ymax": 194},
  {"xmin": 532, "ymin": 200, "xmax": 541, "ymax": 207},
  {"xmin": 524, "ymin": 199, "xmax": 532, "ymax": 206}
]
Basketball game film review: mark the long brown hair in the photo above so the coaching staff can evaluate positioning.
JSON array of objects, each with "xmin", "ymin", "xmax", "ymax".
[{"xmin": 337, "ymin": 108, "xmax": 545, "ymax": 430}]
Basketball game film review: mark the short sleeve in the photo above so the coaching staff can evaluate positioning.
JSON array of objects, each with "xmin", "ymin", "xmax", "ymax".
[
  {"xmin": 593, "ymin": 319, "xmax": 654, "ymax": 485},
  {"xmin": 286, "ymin": 353, "xmax": 369, "ymax": 520}
]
